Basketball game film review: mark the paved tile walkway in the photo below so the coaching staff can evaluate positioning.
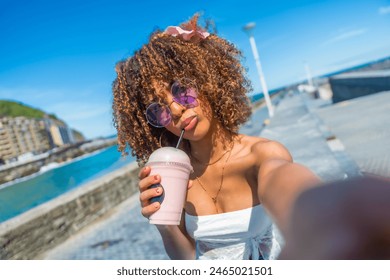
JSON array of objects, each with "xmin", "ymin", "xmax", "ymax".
[
  {"xmin": 260, "ymin": 92, "xmax": 361, "ymax": 181},
  {"xmin": 315, "ymin": 91, "xmax": 390, "ymax": 179},
  {"xmin": 41, "ymin": 194, "xmax": 169, "ymax": 260}
]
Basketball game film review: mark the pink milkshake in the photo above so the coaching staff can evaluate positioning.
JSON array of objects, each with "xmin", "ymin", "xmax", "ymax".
[{"xmin": 146, "ymin": 147, "xmax": 193, "ymax": 225}]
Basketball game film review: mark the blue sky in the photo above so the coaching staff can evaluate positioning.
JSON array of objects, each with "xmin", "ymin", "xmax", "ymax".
[{"xmin": 1, "ymin": 0, "xmax": 389, "ymax": 139}]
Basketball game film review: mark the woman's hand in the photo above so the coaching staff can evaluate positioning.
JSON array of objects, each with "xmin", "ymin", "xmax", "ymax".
[
  {"xmin": 138, "ymin": 166, "xmax": 193, "ymax": 219},
  {"xmin": 280, "ymin": 176, "xmax": 390, "ymax": 259},
  {"xmin": 138, "ymin": 166, "xmax": 163, "ymax": 218}
]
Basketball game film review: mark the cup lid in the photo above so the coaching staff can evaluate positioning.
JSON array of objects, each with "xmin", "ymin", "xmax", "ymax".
[{"xmin": 147, "ymin": 147, "xmax": 193, "ymax": 171}]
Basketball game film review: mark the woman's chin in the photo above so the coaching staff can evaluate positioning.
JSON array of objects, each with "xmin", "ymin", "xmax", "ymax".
[{"xmin": 184, "ymin": 126, "xmax": 210, "ymax": 142}]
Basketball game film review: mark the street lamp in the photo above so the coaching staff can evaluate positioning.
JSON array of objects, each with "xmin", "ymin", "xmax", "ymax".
[
  {"xmin": 304, "ymin": 61, "xmax": 314, "ymax": 87},
  {"xmin": 243, "ymin": 22, "xmax": 274, "ymax": 117}
]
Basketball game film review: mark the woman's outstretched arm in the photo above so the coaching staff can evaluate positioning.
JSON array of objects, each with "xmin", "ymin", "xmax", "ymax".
[
  {"xmin": 254, "ymin": 140, "xmax": 321, "ymax": 235},
  {"xmin": 255, "ymin": 140, "xmax": 390, "ymax": 259},
  {"xmin": 280, "ymin": 176, "xmax": 390, "ymax": 259}
]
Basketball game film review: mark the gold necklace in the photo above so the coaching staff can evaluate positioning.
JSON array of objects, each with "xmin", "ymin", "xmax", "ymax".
[
  {"xmin": 195, "ymin": 143, "xmax": 234, "ymax": 213},
  {"xmin": 192, "ymin": 148, "xmax": 230, "ymax": 166}
]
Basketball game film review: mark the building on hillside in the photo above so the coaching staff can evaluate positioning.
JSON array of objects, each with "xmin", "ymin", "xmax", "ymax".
[
  {"xmin": 46, "ymin": 118, "xmax": 75, "ymax": 148},
  {"xmin": 0, "ymin": 117, "xmax": 51, "ymax": 162}
]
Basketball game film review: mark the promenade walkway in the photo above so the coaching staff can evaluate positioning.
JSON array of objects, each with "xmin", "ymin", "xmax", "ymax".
[
  {"xmin": 315, "ymin": 91, "xmax": 390, "ymax": 179},
  {"xmin": 41, "ymin": 90, "xmax": 390, "ymax": 260}
]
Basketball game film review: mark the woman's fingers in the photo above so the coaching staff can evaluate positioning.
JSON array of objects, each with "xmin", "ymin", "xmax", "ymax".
[
  {"xmin": 138, "ymin": 166, "xmax": 151, "ymax": 180},
  {"xmin": 138, "ymin": 167, "xmax": 191, "ymax": 219},
  {"xmin": 138, "ymin": 168, "xmax": 163, "ymax": 218},
  {"xmin": 139, "ymin": 173, "xmax": 160, "ymax": 192},
  {"xmin": 139, "ymin": 184, "xmax": 163, "ymax": 206},
  {"xmin": 141, "ymin": 202, "xmax": 161, "ymax": 218}
]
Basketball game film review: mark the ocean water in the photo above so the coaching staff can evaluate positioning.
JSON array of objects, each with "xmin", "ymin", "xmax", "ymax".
[
  {"xmin": 0, "ymin": 145, "xmax": 135, "ymax": 223},
  {"xmin": 249, "ymin": 93, "xmax": 264, "ymax": 103}
]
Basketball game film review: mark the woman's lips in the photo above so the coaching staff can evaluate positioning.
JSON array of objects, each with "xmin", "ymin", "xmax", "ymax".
[{"xmin": 182, "ymin": 116, "xmax": 198, "ymax": 131}]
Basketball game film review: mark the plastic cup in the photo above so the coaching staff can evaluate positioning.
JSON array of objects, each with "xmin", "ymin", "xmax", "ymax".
[{"xmin": 146, "ymin": 147, "xmax": 193, "ymax": 225}]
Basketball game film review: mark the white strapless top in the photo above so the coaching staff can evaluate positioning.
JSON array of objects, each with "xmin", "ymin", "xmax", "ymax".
[{"xmin": 185, "ymin": 205, "xmax": 282, "ymax": 260}]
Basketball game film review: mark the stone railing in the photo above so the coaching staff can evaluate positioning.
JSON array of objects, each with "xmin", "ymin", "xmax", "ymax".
[{"xmin": 0, "ymin": 162, "xmax": 139, "ymax": 260}]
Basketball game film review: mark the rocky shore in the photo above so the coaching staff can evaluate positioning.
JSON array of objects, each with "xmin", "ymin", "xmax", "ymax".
[{"xmin": 0, "ymin": 138, "xmax": 118, "ymax": 185}]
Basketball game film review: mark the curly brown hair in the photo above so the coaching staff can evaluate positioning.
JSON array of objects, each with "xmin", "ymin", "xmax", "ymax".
[{"xmin": 112, "ymin": 14, "xmax": 252, "ymax": 165}]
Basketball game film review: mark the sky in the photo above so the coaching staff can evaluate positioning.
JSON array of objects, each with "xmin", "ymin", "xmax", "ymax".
[{"xmin": 1, "ymin": 0, "xmax": 389, "ymax": 139}]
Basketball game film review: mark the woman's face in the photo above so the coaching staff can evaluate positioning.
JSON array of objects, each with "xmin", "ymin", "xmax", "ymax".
[{"xmin": 152, "ymin": 81, "xmax": 213, "ymax": 142}]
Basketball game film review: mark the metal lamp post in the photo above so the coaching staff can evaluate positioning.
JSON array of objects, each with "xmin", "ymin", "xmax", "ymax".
[
  {"xmin": 304, "ymin": 60, "xmax": 316, "ymax": 88},
  {"xmin": 243, "ymin": 22, "xmax": 274, "ymax": 117}
]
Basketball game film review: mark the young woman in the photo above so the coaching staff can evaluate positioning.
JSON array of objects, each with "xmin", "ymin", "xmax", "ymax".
[{"xmin": 112, "ymin": 14, "xmax": 320, "ymax": 260}]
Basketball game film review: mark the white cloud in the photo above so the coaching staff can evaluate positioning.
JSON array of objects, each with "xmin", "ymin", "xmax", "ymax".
[
  {"xmin": 322, "ymin": 28, "xmax": 368, "ymax": 46},
  {"xmin": 379, "ymin": 6, "xmax": 390, "ymax": 15},
  {"xmin": 47, "ymin": 102, "xmax": 110, "ymax": 121},
  {"xmin": 44, "ymin": 102, "xmax": 113, "ymax": 138},
  {"xmin": 0, "ymin": 87, "xmax": 67, "ymax": 109}
]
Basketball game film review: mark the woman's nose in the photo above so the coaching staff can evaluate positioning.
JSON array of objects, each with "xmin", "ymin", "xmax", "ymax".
[{"xmin": 169, "ymin": 101, "xmax": 186, "ymax": 119}]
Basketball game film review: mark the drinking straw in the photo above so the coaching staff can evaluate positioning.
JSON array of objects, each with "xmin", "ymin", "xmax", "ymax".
[{"xmin": 176, "ymin": 129, "xmax": 185, "ymax": 148}]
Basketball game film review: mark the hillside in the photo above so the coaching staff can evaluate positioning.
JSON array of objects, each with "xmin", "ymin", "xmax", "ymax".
[
  {"xmin": 0, "ymin": 100, "xmax": 58, "ymax": 120},
  {"xmin": 0, "ymin": 99, "xmax": 85, "ymax": 140}
]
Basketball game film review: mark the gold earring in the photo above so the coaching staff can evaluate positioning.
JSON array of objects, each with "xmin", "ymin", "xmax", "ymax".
[{"xmin": 159, "ymin": 130, "xmax": 167, "ymax": 148}]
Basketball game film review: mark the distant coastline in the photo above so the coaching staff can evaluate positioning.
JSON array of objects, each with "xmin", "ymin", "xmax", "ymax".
[
  {"xmin": 0, "ymin": 146, "xmax": 110, "ymax": 191},
  {"xmin": 0, "ymin": 138, "xmax": 117, "ymax": 186},
  {"xmin": 248, "ymin": 55, "xmax": 390, "ymax": 105}
]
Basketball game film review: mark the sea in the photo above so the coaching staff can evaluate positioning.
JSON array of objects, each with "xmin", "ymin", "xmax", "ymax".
[
  {"xmin": 0, "ymin": 145, "xmax": 135, "ymax": 223},
  {"xmin": 0, "ymin": 93, "xmax": 268, "ymax": 224}
]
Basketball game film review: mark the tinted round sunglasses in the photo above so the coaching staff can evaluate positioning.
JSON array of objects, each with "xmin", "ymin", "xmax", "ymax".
[{"xmin": 146, "ymin": 81, "xmax": 199, "ymax": 127}]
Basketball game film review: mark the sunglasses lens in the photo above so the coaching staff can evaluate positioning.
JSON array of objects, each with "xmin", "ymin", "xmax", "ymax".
[
  {"xmin": 171, "ymin": 82, "xmax": 198, "ymax": 107},
  {"xmin": 146, "ymin": 103, "xmax": 171, "ymax": 127}
]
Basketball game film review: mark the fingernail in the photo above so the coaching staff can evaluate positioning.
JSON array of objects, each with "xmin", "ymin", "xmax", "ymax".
[
  {"xmin": 154, "ymin": 175, "xmax": 159, "ymax": 180},
  {"xmin": 154, "ymin": 203, "xmax": 159, "ymax": 209},
  {"xmin": 156, "ymin": 188, "xmax": 161, "ymax": 194}
]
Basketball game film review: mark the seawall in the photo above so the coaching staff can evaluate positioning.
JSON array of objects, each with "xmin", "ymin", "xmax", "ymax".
[{"xmin": 0, "ymin": 161, "xmax": 139, "ymax": 260}]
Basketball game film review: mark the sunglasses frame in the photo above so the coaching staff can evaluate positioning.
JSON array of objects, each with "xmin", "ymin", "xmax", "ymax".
[{"xmin": 145, "ymin": 81, "xmax": 199, "ymax": 128}]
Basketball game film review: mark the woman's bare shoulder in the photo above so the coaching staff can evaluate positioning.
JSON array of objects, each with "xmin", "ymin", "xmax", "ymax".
[{"xmin": 238, "ymin": 134, "xmax": 292, "ymax": 163}]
